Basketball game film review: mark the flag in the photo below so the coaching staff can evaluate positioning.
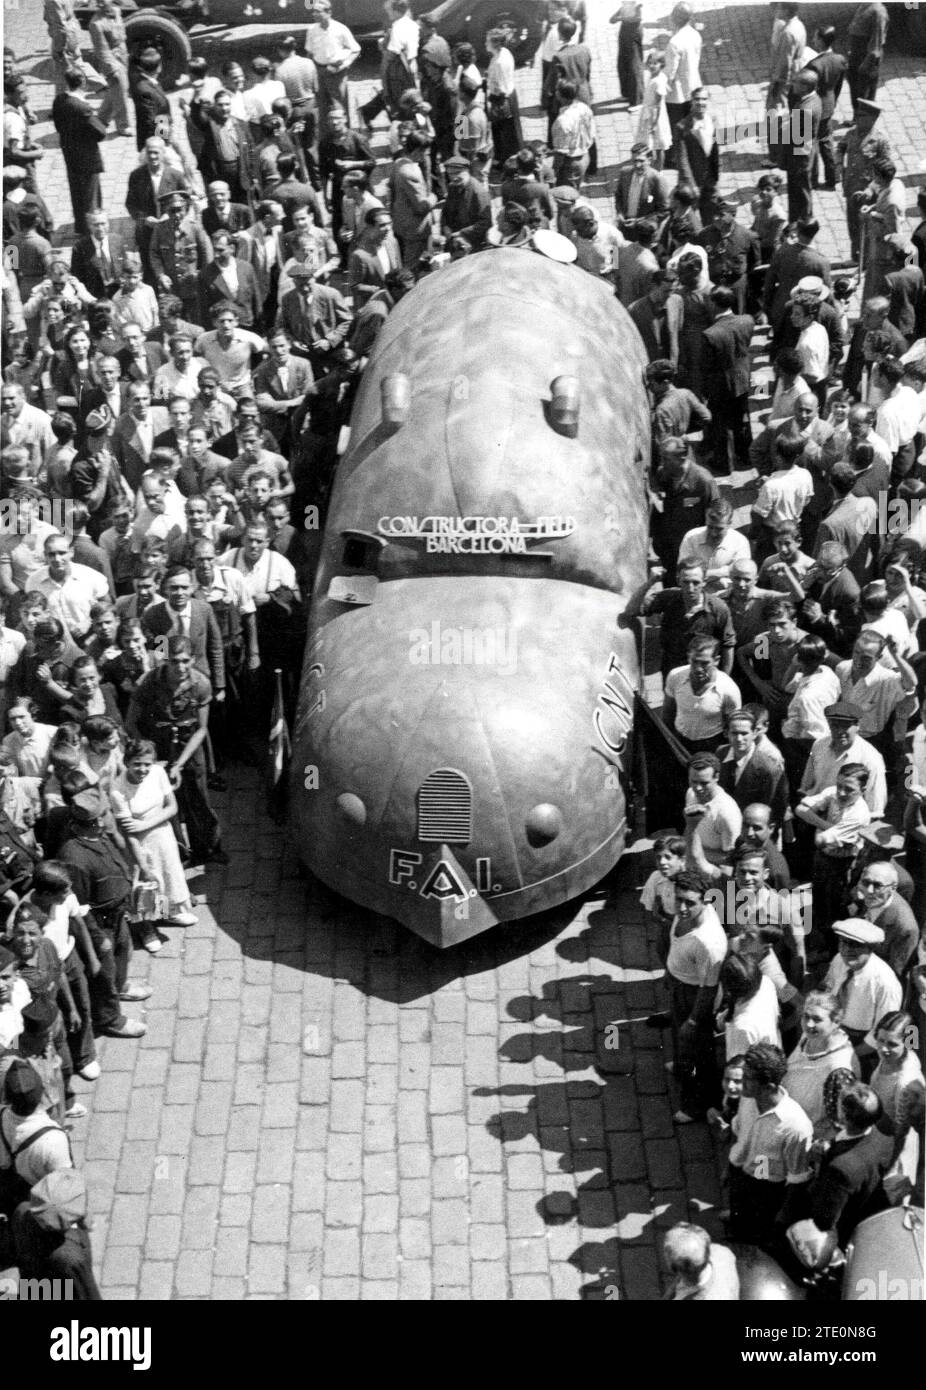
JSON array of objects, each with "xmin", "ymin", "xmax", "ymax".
[{"xmin": 266, "ymin": 668, "xmax": 292, "ymax": 823}]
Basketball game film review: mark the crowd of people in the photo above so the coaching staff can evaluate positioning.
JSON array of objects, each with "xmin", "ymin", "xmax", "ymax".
[{"xmin": 0, "ymin": 0, "xmax": 924, "ymax": 1299}]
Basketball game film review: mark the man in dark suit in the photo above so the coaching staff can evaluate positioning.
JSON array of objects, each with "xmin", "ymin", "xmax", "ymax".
[
  {"xmin": 141, "ymin": 566, "xmax": 226, "ymax": 694},
  {"xmin": 347, "ymin": 208, "xmax": 402, "ymax": 304},
  {"xmin": 884, "ymin": 242, "xmax": 926, "ymax": 344},
  {"xmin": 785, "ymin": 69, "xmax": 823, "ymax": 224},
  {"xmin": 702, "ymin": 286, "xmax": 755, "ymax": 471},
  {"xmin": 110, "ymin": 381, "xmax": 169, "ymax": 492},
  {"xmin": 762, "ymin": 219, "xmax": 831, "ymax": 348},
  {"xmin": 543, "ymin": 14, "xmax": 593, "ymax": 119},
  {"xmin": 51, "ymin": 69, "xmax": 106, "ymax": 235},
  {"xmin": 129, "ymin": 48, "xmax": 171, "ymax": 152},
  {"xmin": 697, "ymin": 201, "xmax": 759, "ymax": 315},
  {"xmin": 201, "ymin": 180, "xmax": 252, "ymax": 238},
  {"xmin": 441, "ymin": 156, "xmax": 492, "ymax": 249},
  {"xmin": 125, "ymin": 137, "xmax": 186, "ymax": 281},
  {"xmin": 808, "ymin": 26, "xmax": 847, "ymax": 189},
  {"xmin": 202, "ymin": 229, "xmax": 262, "ymax": 329},
  {"xmin": 117, "ymin": 322, "xmax": 165, "ymax": 384},
  {"xmin": 70, "ymin": 209, "xmax": 125, "ymax": 299},
  {"xmin": 614, "ymin": 144, "xmax": 670, "ymax": 238},
  {"xmin": 272, "ymin": 153, "xmax": 326, "ymax": 231},
  {"xmin": 674, "ymin": 88, "xmax": 719, "ymax": 222},
  {"xmin": 717, "ymin": 709, "xmax": 789, "ymax": 826},
  {"xmin": 783, "ymin": 1082, "xmax": 889, "ymax": 1261},
  {"xmin": 190, "ymin": 90, "xmax": 257, "ymax": 207},
  {"xmin": 629, "ymin": 271, "xmax": 680, "ymax": 361},
  {"xmin": 252, "ymin": 328, "xmax": 315, "ymax": 448}
]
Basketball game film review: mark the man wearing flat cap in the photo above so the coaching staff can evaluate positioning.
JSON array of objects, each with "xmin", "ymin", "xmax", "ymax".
[
  {"xmin": 0, "ymin": 1059, "xmax": 72, "ymax": 1216},
  {"xmin": 441, "ymin": 156, "xmax": 491, "ymax": 250},
  {"xmin": 798, "ymin": 700, "xmax": 888, "ymax": 818},
  {"xmin": 823, "ymin": 918, "xmax": 901, "ymax": 1075},
  {"xmin": 12, "ymin": 1168, "xmax": 102, "ymax": 1301}
]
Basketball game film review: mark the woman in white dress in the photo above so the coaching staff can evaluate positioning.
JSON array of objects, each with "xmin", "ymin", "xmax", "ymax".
[
  {"xmin": 636, "ymin": 51, "xmax": 671, "ymax": 170},
  {"xmin": 110, "ymin": 738, "xmax": 197, "ymax": 928}
]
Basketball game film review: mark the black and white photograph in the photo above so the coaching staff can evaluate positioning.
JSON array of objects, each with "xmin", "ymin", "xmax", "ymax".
[{"xmin": 0, "ymin": 0, "xmax": 924, "ymax": 1344}]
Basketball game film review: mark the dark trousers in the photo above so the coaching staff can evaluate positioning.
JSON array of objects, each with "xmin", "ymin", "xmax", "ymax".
[
  {"xmin": 669, "ymin": 975, "xmax": 718, "ymax": 1118},
  {"xmin": 705, "ymin": 390, "xmax": 752, "ymax": 470},
  {"xmin": 813, "ymin": 851, "xmax": 854, "ymax": 942},
  {"xmin": 64, "ymin": 163, "xmax": 101, "ymax": 236},
  {"xmin": 64, "ymin": 949, "xmax": 96, "ymax": 1072},
  {"xmin": 815, "ymin": 113, "xmax": 836, "ymax": 186},
  {"xmin": 786, "ymin": 152, "xmax": 814, "ymax": 223},
  {"xmin": 617, "ymin": 22, "xmax": 644, "ymax": 106},
  {"xmin": 175, "ymin": 745, "xmax": 221, "ymax": 862},
  {"xmin": 665, "ymin": 100, "xmax": 690, "ymax": 167},
  {"xmin": 86, "ymin": 907, "xmax": 131, "ymax": 1032},
  {"xmin": 728, "ymin": 1167, "xmax": 786, "ymax": 1249},
  {"xmin": 848, "ymin": 44, "xmax": 880, "ymax": 113}
]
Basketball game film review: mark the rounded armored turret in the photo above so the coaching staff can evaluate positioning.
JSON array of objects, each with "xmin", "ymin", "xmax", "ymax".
[{"xmin": 291, "ymin": 249, "xmax": 652, "ymax": 946}]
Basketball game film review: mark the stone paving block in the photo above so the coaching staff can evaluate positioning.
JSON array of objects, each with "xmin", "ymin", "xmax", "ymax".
[
  {"xmin": 252, "ymin": 1184, "xmax": 292, "ymax": 1240},
  {"xmin": 399, "ymin": 1261, "xmax": 433, "ymax": 1298},
  {"xmin": 101, "ymin": 1244, "xmax": 142, "ymax": 1289},
  {"xmin": 431, "ymin": 1198, "xmax": 469, "ymax": 1246},
  {"xmin": 148, "ymin": 1158, "xmax": 187, "ymax": 1216},
  {"xmin": 145, "ymin": 1214, "xmax": 183, "ymax": 1262},
  {"xmin": 125, "ymin": 1089, "xmax": 164, "ymax": 1142},
  {"xmin": 469, "ymin": 1223, "xmax": 506, "ymax": 1261},
  {"xmin": 220, "ymin": 1193, "xmax": 253, "ymax": 1228},
  {"xmin": 399, "ymin": 1178, "xmax": 432, "ymax": 1217},
  {"xmin": 256, "ymin": 1127, "xmax": 297, "ymax": 1184},
  {"xmin": 224, "ymin": 1150, "xmax": 258, "ymax": 1194},
  {"xmin": 215, "ymin": 1227, "xmax": 249, "ymax": 1277},
  {"xmin": 133, "ymin": 1048, "xmax": 170, "ymax": 1090},
  {"xmin": 194, "ymin": 1081, "xmax": 234, "ymax": 1136},
  {"xmin": 431, "ymin": 1244, "xmax": 471, "ymax": 1288},
  {"xmin": 397, "ymin": 1043, "xmax": 430, "ymax": 1088},
  {"xmin": 107, "ymin": 1194, "xmax": 150, "ymax": 1247},
  {"xmin": 471, "ymin": 1261, "xmax": 509, "ymax": 1300},
  {"xmin": 322, "ymin": 1228, "xmax": 361, "ymax": 1277},
  {"xmin": 324, "ymin": 1180, "xmax": 363, "ymax": 1228},
  {"xmin": 187, "ymin": 1135, "xmax": 226, "ymax": 1186},
  {"xmin": 115, "ymin": 1140, "xmax": 158, "ymax": 1196},
  {"xmin": 511, "ymin": 1274, "xmax": 553, "ymax": 1299},
  {"xmin": 138, "ymin": 1261, "xmax": 175, "ymax": 1300},
  {"xmin": 175, "ymin": 1249, "xmax": 214, "ymax": 1298},
  {"xmin": 322, "ymin": 1275, "xmax": 360, "ymax": 1300},
  {"xmin": 85, "ymin": 1111, "xmax": 128, "ymax": 1164},
  {"xmin": 172, "ymin": 1017, "xmax": 207, "ymax": 1063},
  {"xmin": 431, "ymin": 1114, "xmax": 467, "ymax": 1156},
  {"xmin": 292, "ymin": 1152, "xmax": 325, "ymax": 1212},
  {"xmin": 363, "ymin": 1151, "xmax": 398, "ymax": 1194},
  {"xmin": 181, "ymin": 1186, "xmax": 220, "ymax": 1250}
]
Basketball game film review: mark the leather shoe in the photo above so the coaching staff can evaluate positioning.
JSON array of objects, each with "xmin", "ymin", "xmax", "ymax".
[
  {"xmin": 77, "ymin": 1060, "xmax": 101, "ymax": 1081},
  {"xmin": 104, "ymin": 1017, "xmax": 147, "ymax": 1038},
  {"xmin": 119, "ymin": 984, "xmax": 152, "ymax": 1002}
]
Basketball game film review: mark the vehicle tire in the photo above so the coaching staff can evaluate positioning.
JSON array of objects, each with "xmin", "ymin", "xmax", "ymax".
[
  {"xmin": 467, "ymin": 2, "xmax": 544, "ymax": 67},
  {"xmin": 125, "ymin": 11, "xmax": 192, "ymax": 90}
]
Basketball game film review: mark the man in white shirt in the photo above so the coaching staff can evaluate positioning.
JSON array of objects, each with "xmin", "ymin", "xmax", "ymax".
[
  {"xmin": 798, "ymin": 700, "xmax": 888, "ymax": 816},
  {"xmin": 359, "ymin": 0, "xmax": 419, "ymax": 128},
  {"xmin": 25, "ymin": 533, "xmax": 111, "ymax": 641},
  {"xmin": 836, "ymin": 630, "xmax": 917, "ymax": 741},
  {"xmin": 684, "ymin": 751, "xmax": 743, "ymax": 863},
  {"xmin": 243, "ymin": 55, "xmax": 286, "ymax": 126},
  {"xmin": 664, "ymin": 1, "xmax": 702, "ymax": 158},
  {"xmin": 824, "ymin": 919, "xmax": 901, "ymax": 1068},
  {"xmin": 568, "ymin": 204, "xmax": 624, "ymax": 287},
  {"xmin": 195, "ymin": 304, "xmax": 266, "ymax": 399},
  {"xmin": 678, "ymin": 499, "xmax": 751, "ymax": 593},
  {"xmin": 876, "ymin": 359, "xmax": 922, "ymax": 480},
  {"xmin": 0, "ymin": 383, "xmax": 55, "ymax": 473},
  {"xmin": 304, "ymin": 0, "xmax": 361, "ymax": 126},
  {"xmin": 153, "ymin": 334, "xmax": 209, "ymax": 403},
  {"xmin": 664, "ymin": 637, "xmax": 741, "ymax": 750}
]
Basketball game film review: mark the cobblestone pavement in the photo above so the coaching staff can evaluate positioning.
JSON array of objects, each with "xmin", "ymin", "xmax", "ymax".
[{"xmin": 3, "ymin": 0, "xmax": 925, "ymax": 1300}]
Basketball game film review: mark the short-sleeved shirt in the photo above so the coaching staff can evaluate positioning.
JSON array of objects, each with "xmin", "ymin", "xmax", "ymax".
[
  {"xmin": 725, "ymin": 974, "xmax": 781, "ymax": 1059},
  {"xmin": 684, "ymin": 785, "xmax": 743, "ymax": 863},
  {"xmin": 0, "ymin": 1105, "xmax": 72, "ymax": 1185},
  {"xmin": 799, "ymin": 734, "xmax": 887, "ymax": 818},
  {"xmin": 24, "ymin": 563, "xmax": 111, "ymax": 638},
  {"xmin": 640, "ymin": 869, "xmax": 677, "ymax": 920},
  {"xmin": 782, "ymin": 666, "xmax": 841, "ymax": 741},
  {"xmin": 753, "ymin": 466, "xmax": 814, "ymax": 526},
  {"xmin": 729, "ymin": 1093, "xmax": 812, "ymax": 1185},
  {"xmin": 836, "ymin": 661, "xmax": 915, "ymax": 737},
  {"xmin": 194, "ymin": 329, "xmax": 265, "ymax": 395},
  {"xmin": 823, "ymin": 953, "xmax": 903, "ymax": 1044},
  {"xmin": 646, "ymin": 590, "xmax": 736, "ymax": 673},
  {"xmin": 801, "ymin": 786, "xmax": 871, "ymax": 856},
  {"xmin": 133, "ymin": 666, "xmax": 212, "ymax": 741},
  {"xmin": 665, "ymin": 666, "xmax": 741, "ymax": 741},
  {"xmin": 677, "ymin": 527, "xmax": 752, "ymax": 591},
  {"xmin": 666, "ymin": 903, "xmax": 727, "ymax": 988}
]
